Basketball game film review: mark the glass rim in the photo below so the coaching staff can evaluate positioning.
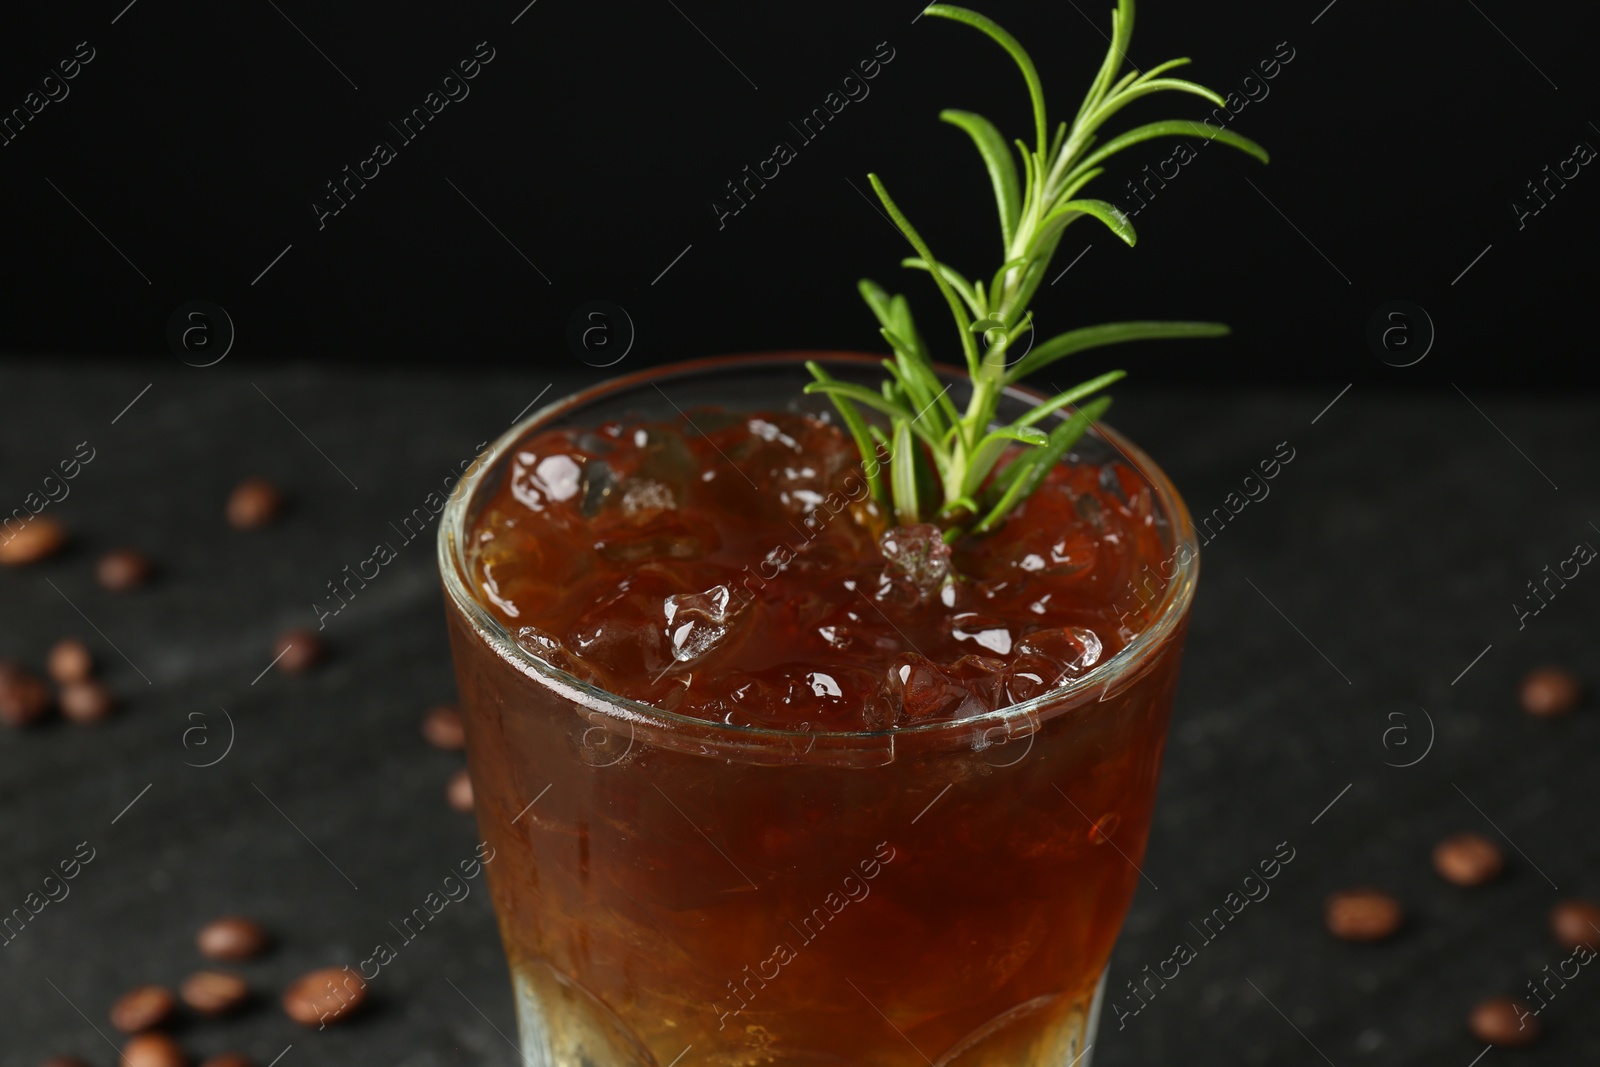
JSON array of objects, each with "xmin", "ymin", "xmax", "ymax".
[{"xmin": 437, "ymin": 351, "xmax": 1198, "ymax": 745}]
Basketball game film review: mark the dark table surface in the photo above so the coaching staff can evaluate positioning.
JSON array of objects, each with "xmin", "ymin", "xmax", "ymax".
[{"xmin": 2, "ymin": 360, "xmax": 1596, "ymax": 1067}]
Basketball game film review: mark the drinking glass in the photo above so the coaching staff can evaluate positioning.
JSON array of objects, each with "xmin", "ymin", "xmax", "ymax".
[{"xmin": 439, "ymin": 353, "xmax": 1197, "ymax": 1066}]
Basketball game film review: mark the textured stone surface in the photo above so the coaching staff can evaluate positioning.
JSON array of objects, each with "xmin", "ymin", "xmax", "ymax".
[{"xmin": 1, "ymin": 361, "xmax": 1595, "ymax": 1064}]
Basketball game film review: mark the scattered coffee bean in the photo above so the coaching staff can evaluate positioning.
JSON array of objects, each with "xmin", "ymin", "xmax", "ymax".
[
  {"xmin": 1325, "ymin": 887, "xmax": 1403, "ymax": 942},
  {"xmin": 97, "ymin": 548, "xmax": 152, "ymax": 592},
  {"xmin": 38, "ymin": 1057, "xmax": 91, "ymax": 1067},
  {"xmin": 1550, "ymin": 899, "xmax": 1600, "ymax": 951},
  {"xmin": 47, "ymin": 638, "xmax": 93, "ymax": 684},
  {"xmin": 1521, "ymin": 666, "xmax": 1580, "ymax": 717},
  {"xmin": 0, "ymin": 663, "xmax": 53, "ymax": 727},
  {"xmin": 1469, "ymin": 996, "xmax": 1539, "ymax": 1046},
  {"xmin": 282, "ymin": 966, "xmax": 366, "ymax": 1027},
  {"xmin": 1433, "ymin": 832, "xmax": 1504, "ymax": 887},
  {"xmin": 447, "ymin": 767, "xmax": 475, "ymax": 812},
  {"xmin": 197, "ymin": 916, "xmax": 270, "ymax": 961},
  {"xmin": 227, "ymin": 477, "xmax": 284, "ymax": 530},
  {"xmin": 199, "ymin": 1055, "xmax": 252, "ymax": 1067},
  {"xmin": 273, "ymin": 628, "xmax": 323, "ymax": 675},
  {"xmin": 121, "ymin": 1033, "xmax": 187, "ymax": 1067},
  {"xmin": 422, "ymin": 704, "xmax": 466, "ymax": 750},
  {"xmin": 180, "ymin": 970, "xmax": 249, "ymax": 1016},
  {"xmin": 110, "ymin": 984, "xmax": 176, "ymax": 1033},
  {"xmin": 59, "ymin": 680, "xmax": 115, "ymax": 724},
  {"xmin": 0, "ymin": 516, "xmax": 66, "ymax": 566}
]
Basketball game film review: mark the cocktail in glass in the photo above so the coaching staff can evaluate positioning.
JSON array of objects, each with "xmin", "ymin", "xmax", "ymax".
[{"xmin": 439, "ymin": 354, "xmax": 1196, "ymax": 1066}]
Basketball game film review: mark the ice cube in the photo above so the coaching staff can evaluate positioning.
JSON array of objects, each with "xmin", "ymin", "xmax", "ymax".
[
  {"xmin": 805, "ymin": 671, "xmax": 842, "ymax": 698},
  {"xmin": 515, "ymin": 625, "xmax": 578, "ymax": 674},
  {"xmin": 945, "ymin": 653, "xmax": 1007, "ymax": 688},
  {"xmin": 510, "ymin": 446, "xmax": 587, "ymax": 518},
  {"xmin": 663, "ymin": 584, "xmax": 738, "ymax": 664},
  {"xmin": 1016, "ymin": 626, "xmax": 1102, "ymax": 670},
  {"xmin": 747, "ymin": 417, "xmax": 801, "ymax": 450},
  {"xmin": 945, "ymin": 654, "xmax": 1007, "ymax": 716},
  {"xmin": 816, "ymin": 619, "xmax": 854, "ymax": 651},
  {"xmin": 878, "ymin": 524, "xmax": 952, "ymax": 607},
  {"xmin": 884, "ymin": 653, "xmax": 993, "ymax": 725},
  {"xmin": 951, "ymin": 613, "xmax": 1014, "ymax": 656},
  {"xmin": 812, "ymin": 597, "xmax": 899, "ymax": 655},
  {"xmin": 1098, "ymin": 462, "xmax": 1129, "ymax": 504},
  {"xmin": 685, "ymin": 663, "xmax": 878, "ymax": 730},
  {"xmin": 633, "ymin": 424, "xmax": 697, "ymax": 476},
  {"xmin": 1001, "ymin": 626, "xmax": 1103, "ymax": 703},
  {"xmin": 592, "ymin": 424, "xmax": 695, "ymax": 520},
  {"xmin": 594, "ymin": 512, "xmax": 718, "ymax": 562},
  {"xmin": 568, "ymin": 613, "xmax": 670, "ymax": 679},
  {"xmin": 566, "ymin": 570, "xmax": 690, "ymax": 679},
  {"xmin": 620, "ymin": 478, "xmax": 676, "ymax": 517},
  {"xmin": 782, "ymin": 483, "xmax": 825, "ymax": 513},
  {"xmin": 997, "ymin": 525, "xmax": 1099, "ymax": 580},
  {"xmin": 746, "ymin": 421, "xmax": 825, "ymax": 513},
  {"xmin": 536, "ymin": 454, "xmax": 582, "ymax": 500}
]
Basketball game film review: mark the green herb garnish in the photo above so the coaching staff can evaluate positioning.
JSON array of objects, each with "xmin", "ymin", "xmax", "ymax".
[{"xmin": 806, "ymin": 0, "xmax": 1267, "ymax": 541}]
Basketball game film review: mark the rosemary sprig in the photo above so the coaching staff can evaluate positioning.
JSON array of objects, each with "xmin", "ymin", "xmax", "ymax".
[{"xmin": 806, "ymin": 0, "xmax": 1267, "ymax": 541}]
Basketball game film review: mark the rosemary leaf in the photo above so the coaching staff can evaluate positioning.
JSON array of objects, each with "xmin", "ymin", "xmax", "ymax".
[
  {"xmin": 973, "ymin": 396, "xmax": 1113, "ymax": 536},
  {"xmin": 940, "ymin": 109, "xmax": 1023, "ymax": 249},
  {"xmin": 1006, "ymin": 322, "xmax": 1229, "ymax": 385},
  {"xmin": 808, "ymin": 1, "xmax": 1264, "ymax": 540},
  {"xmin": 890, "ymin": 419, "xmax": 920, "ymax": 526}
]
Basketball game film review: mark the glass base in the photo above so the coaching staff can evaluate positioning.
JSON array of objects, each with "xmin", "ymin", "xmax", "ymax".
[
  {"xmin": 511, "ymin": 960, "xmax": 1108, "ymax": 1066},
  {"xmin": 511, "ymin": 960, "xmax": 656, "ymax": 1067}
]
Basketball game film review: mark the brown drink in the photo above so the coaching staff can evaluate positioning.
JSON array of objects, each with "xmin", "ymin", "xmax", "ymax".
[{"xmin": 441, "ymin": 354, "xmax": 1196, "ymax": 1066}]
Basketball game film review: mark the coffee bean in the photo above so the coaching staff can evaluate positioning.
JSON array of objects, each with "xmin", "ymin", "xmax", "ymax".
[
  {"xmin": 180, "ymin": 970, "xmax": 249, "ymax": 1016},
  {"xmin": 273, "ymin": 629, "xmax": 323, "ymax": 675},
  {"xmin": 227, "ymin": 477, "xmax": 284, "ymax": 530},
  {"xmin": 197, "ymin": 916, "xmax": 270, "ymax": 961},
  {"xmin": 0, "ymin": 663, "xmax": 53, "ymax": 727},
  {"xmin": 1325, "ymin": 887, "xmax": 1403, "ymax": 942},
  {"xmin": 1433, "ymin": 832, "xmax": 1504, "ymax": 887},
  {"xmin": 447, "ymin": 768, "xmax": 475, "ymax": 812},
  {"xmin": 110, "ymin": 984, "xmax": 176, "ymax": 1033},
  {"xmin": 38, "ymin": 1057, "xmax": 92, "ymax": 1067},
  {"xmin": 1468, "ymin": 996, "xmax": 1540, "ymax": 1046},
  {"xmin": 422, "ymin": 704, "xmax": 466, "ymax": 750},
  {"xmin": 97, "ymin": 548, "xmax": 153, "ymax": 592},
  {"xmin": 1550, "ymin": 899, "xmax": 1600, "ymax": 951},
  {"xmin": 0, "ymin": 516, "xmax": 66, "ymax": 566},
  {"xmin": 282, "ymin": 967, "xmax": 366, "ymax": 1027},
  {"xmin": 1521, "ymin": 666, "xmax": 1580, "ymax": 717},
  {"xmin": 121, "ymin": 1033, "xmax": 187, "ymax": 1067},
  {"xmin": 60, "ymin": 680, "xmax": 115, "ymax": 724},
  {"xmin": 47, "ymin": 638, "xmax": 93, "ymax": 684},
  {"xmin": 199, "ymin": 1055, "xmax": 252, "ymax": 1067}
]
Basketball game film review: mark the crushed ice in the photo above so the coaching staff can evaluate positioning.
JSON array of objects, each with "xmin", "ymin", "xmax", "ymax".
[
  {"xmin": 663, "ymin": 584, "xmax": 738, "ymax": 664},
  {"xmin": 878, "ymin": 524, "xmax": 952, "ymax": 607}
]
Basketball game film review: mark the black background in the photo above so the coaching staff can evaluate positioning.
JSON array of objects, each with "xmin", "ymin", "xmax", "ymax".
[{"xmin": 0, "ymin": 0, "xmax": 1594, "ymax": 386}]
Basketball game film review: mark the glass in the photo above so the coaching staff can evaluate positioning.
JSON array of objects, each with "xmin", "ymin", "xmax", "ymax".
[{"xmin": 438, "ymin": 354, "xmax": 1197, "ymax": 1066}]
